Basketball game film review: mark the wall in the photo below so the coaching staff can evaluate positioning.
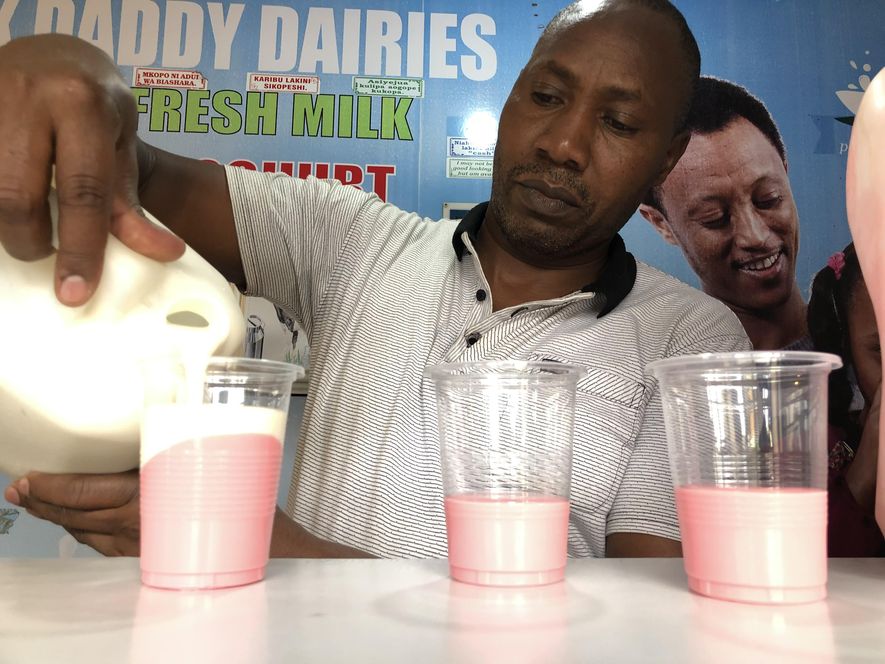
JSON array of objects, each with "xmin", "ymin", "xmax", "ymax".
[{"xmin": 1, "ymin": 0, "xmax": 882, "ymax": 554}]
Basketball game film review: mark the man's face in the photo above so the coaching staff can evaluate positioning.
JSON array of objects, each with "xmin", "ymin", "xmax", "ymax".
[
  {"xmin": 487, "ymin": 7, "xmax": 690, "ymax": 266},
  {"xmin": 652, "ymin": 118, "xmax": 800, "ymax": 314}
]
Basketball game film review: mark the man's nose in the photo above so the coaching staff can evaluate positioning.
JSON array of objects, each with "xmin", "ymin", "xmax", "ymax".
[
  {"xmin": 733, "ymin": 204, "xmax": 773, "ymax": 248},
  {"xmin": 534, "ymin": 108, "xmax": 592, "ymax": 171}
]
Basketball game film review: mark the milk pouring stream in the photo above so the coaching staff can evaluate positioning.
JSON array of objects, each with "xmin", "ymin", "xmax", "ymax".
[{"xmin": 0, "ymin": 191, "xmax": 245, "ymax": 476}]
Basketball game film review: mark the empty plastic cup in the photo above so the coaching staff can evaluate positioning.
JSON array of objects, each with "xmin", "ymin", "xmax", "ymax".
[
  {"xmin": 139, "ymin": 356, "xmax": 303, "ymax": 590},
  {"xmin": 426, "ymin": 360, "xmax": 585, "ymax": 587},
  {"xmin": 648, "ymin": 351, "xmax": 842, "ymax": 604}
]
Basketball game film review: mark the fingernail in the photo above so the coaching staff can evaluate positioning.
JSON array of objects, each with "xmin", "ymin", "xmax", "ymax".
[
  {"xmin": 4, "ymin": 485, "xmax": 21, "ymax": 506},
  {"xmin": 59, "ymin": 275, "xmax": 89, "ymax": 305},
  {"xmin": 16, "ymin": 477, "xmax": 30, "ymax": 498}
]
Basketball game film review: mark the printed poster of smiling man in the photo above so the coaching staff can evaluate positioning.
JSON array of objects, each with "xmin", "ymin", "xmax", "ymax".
[
  {"xmin": 638, "ymin": 76, "xmax": 810, "ymax": 351},
  {"xmin": 620, "ymin": 3, "xmax": 882, "ymax": 354}
]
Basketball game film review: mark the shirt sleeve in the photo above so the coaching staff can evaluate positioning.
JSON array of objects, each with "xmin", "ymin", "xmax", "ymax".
[
  {"xmin": 225, "ymin": 166, "xmax": 379, "ymax": 340},
  {"xmin": 605, "ymin": 310, "xmax": 752, "ymax": 543}
]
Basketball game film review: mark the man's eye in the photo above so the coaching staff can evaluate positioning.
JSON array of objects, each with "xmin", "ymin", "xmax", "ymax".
[
  {"xmin": 700, "ymin": 215, "xmax": 728, "ymax": 230},
  {"xmin": 531, "ymin": 91, "xmax": 560, "ymax": 106},
  {"xmin": 603, "ymin": 116, "xmax": 637, "ymax": 134},
  {"xmin": 755, "ymin": 195, "xmax": 783, "ymax": 210}
]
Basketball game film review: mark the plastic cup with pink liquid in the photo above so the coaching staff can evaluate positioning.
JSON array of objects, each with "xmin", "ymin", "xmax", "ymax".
[
  {"xmin": 648, "ymin": 351, "xmax": 842, "ymax": 604},
  {"xmin": 426, "ymin": 360, "xmax": 585, "ymax": 587},
  {"xmin": 139, "ymin": 356, "xmax": 303, "ymax": 590}
]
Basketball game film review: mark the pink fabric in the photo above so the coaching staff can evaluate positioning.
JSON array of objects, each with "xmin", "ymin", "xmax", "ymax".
[{"xmin": 826, "ymin": 252, "xmax": 846, "ymax": 280}]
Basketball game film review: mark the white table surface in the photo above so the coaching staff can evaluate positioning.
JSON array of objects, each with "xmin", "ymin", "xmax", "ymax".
[{"xmin": 1, "ymin": 558, "xmax": 883, "ymax": 663}]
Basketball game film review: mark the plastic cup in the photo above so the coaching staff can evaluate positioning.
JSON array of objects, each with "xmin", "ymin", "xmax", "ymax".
[
  {"xmin": 426, "ymin": 360, "xmax": 585, "ymax": 587},
  {"xmin": 648, "ymin": 351, "xmax": 842, "ymax": 604},
  {"xmin": 139, "ymin": 356, "xmax": 303, "ymax": 590}
]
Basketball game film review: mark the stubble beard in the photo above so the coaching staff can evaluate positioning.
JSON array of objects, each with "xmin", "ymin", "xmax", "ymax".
[{"xmin": 488, "ymin": 162, "xmax": 596, "ymax": 261}]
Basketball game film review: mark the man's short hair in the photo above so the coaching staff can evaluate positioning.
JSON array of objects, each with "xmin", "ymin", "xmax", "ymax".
[
  {"xmin": 644, "ymin": 76, "xmax": 787, "ymax": 213},
  {"xmin": 538, "ymin": 0, "xmax": 701, "ymax": 133}
]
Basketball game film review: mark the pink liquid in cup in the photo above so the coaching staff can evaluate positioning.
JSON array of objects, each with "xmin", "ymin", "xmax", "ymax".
[
  {"xmin": 676, "ymin": 485, "xmax": 827, "ymax": 604},
  {"xmin": 140, "ymin": 405, "xmax": 286, "ymax": 590},
  {"xmin": 444, "ymin": 493, "xmax": 570, "ymax": 587}
]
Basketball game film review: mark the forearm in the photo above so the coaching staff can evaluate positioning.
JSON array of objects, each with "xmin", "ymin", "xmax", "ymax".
[
  {"xmin": 136, "ymin": 139, "xmax": 246, "ymax": 288},
  {"xmin": 606, "ymin": 532, "xmax": 682, "ymax": 557},
  {"xmin": 270, "ymin": 507, "xmax": 374, "ymax": 558}
]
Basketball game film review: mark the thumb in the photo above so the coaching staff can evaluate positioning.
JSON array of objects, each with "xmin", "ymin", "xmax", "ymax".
[
  {"xmin": 111, "ymin": 202, "xmax": 186, "ymax": 262},
  {"xmin": 110, "ymin": 142, "xmax": 185, "ymax": 262}
]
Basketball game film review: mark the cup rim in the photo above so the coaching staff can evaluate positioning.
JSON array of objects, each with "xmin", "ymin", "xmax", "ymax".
[
  {"xmin": 425, "ymin": 359, "xmax": 587, "ymax": 382},
  {"xmin": 647, "ymin": 350, "xmax": 843, "ymax": 377},
  {"xmin": 203, "ymin": 356, "xmax": 305, "ymax": 381}
]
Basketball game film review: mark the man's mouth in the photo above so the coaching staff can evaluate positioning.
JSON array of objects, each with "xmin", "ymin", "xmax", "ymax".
[
  {"xmin": 517, "ymin": 178, "xmax": 581, "ymax": 207},
  {"xmin": 737, "ymin": 250, "xmax": 784, "ymax": 273}
]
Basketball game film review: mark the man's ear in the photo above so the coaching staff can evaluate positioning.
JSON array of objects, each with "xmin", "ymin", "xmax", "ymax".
[
  {"xmin": 653, "ymin": 130, "xmax": 691, "ymax": 186},
  {"xmin": 639, "ymin": 203, "xmax": 679, "ymax": 246}
]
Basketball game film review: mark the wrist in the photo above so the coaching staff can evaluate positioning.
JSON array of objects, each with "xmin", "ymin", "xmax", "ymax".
[{"xmin": 270, "ymin": 508, "xmax": 372, "ymax": 559}]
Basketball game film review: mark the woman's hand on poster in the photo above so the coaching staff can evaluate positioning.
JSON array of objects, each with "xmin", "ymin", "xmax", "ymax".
[
  {"xmin": 3, "ymin": 470, "xmax": 140, "ymax": 556},
  {"xmin": 0, "ymin": 34, "xmax": 184, "ymax": 307},
  {"xmin": 846, "ymin": 381, "xmax": 881, "ymax": 514}
]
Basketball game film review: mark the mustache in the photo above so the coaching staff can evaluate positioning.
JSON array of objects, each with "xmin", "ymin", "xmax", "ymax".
[{"xmin": 507, "ymin": 163, "xmax": 592, "ymax": 206}]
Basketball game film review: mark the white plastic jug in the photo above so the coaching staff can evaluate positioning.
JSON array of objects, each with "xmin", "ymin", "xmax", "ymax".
[{"xmin": 0, "ymin": 192, "xmax": 246, "ymax": 477}]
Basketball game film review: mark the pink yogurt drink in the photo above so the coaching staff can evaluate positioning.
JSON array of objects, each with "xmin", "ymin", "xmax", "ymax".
[
  {"xmin": 676, "ymin": 485, "xmax": 827, "ymax": 604},
  {"xmin": 140, "ymin": 404, "xmax": 287, "ymax": 590},
  {"xmin": 444, "ymin": 493, "xmax": 570, "ymax": 587}
]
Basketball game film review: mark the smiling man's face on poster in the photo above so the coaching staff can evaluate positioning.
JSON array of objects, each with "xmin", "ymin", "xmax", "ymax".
[{"xmin": 646, "ymin": 116, "xmax": 800, "ymax": 315}]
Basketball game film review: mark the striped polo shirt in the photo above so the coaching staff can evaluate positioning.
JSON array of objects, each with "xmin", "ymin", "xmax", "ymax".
[{"xmin": 227, "ymin": 167, "xmax": 751, "ymax": 558}]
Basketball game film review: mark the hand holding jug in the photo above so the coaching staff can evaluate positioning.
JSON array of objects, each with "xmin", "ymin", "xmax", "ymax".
[{"xmin": 0, "ymin": 189, "xmax": 245, "ymax": 477}]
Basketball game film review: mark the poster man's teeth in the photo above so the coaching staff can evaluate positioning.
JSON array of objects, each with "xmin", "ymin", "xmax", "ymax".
[{"xmin": 744, "ymin": 253, "xmax": 779, "ymax": 271}]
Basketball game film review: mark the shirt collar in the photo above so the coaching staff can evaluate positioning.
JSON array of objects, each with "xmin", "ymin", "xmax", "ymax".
[{"xmin": 451, "ymin": 201, "xmax": 637, "ymax": 317}]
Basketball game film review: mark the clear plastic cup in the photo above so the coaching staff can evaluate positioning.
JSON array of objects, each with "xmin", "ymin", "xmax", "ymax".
[
  {"xmin": 648, "ymin": 351, "xmax": 842, "ymax": 604},
  {"xmin": 426, "ymin": 360, "xmax": 585, "ymax": 587},
  {"xmin": 139, "ymin": 356, "xmax": 303, "ymax": 590}
]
